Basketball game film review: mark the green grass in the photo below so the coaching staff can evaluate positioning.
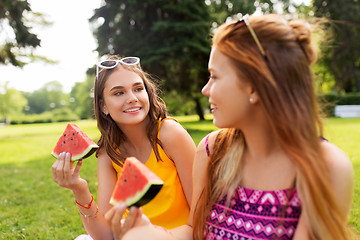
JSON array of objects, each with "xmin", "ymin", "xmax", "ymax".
[{"xmin": 0, "ymin": 116, "xmax": 358, "ymax": 239}]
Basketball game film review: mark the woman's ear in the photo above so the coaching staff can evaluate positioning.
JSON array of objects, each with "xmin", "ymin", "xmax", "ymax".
[
  {"xmin": 249, "ymin": 91, "xmax": 259, "ymax": 104},
  {"xmin": 248, "ymin": 83, "xmax": 259, "ymax": 104}
]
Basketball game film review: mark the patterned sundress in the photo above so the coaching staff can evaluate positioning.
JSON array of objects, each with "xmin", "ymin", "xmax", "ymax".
[
  {"xmin": 204, "ymin": 135, "xmax": 301, "ymax": 239},
  {"xmin": 204, "ymin": 186, "xmax": 301, "ymax": 239}
]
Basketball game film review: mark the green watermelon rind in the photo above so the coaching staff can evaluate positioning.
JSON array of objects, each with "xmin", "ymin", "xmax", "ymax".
[
  {"xmin": 109, "ymin": 181, "xmax": 163, "ymax": 207},
  {"xmin": 51, "ymin": 144, "xmax": 99, "ymax": 161}
]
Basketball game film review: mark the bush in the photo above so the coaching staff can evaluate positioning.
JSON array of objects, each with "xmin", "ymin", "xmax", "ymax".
[
  {"xmin": 163, "ymin": 90, "xmax": 195, "ymax": 116},
  {"xmin": 318, "ymin": 93, "xmax": 360, "ymax": 117},
  {"xmin": 51, "ymin": 108, "xmax": 79, "ymax": 122},
  {"xmin": 162, "ymin": 90, "xmax": 210, "ymax": 116},
  {"xmin": 9, "ymin": 108, "xmax": 79, "ymax": 125}
]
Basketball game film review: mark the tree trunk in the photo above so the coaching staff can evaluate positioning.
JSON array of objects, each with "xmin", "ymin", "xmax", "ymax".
[
  {"xmin": 194, "ymin": 97, "xmax": 204, "ymax": 120},
  {"xmin": 353, "ymin": 60, "xmax": 360, "ymax": 92}
]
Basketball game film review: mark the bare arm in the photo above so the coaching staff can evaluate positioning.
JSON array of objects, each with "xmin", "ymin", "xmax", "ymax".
[
  {"xmin": 123, "ymin": 132, "xmax": 216, "ymax": 240},
  {"xmin": 160, "ymin": 119, "xmax": 196, "ymax": 206},
  {"xmin": 51, "ymin": 150, "xmax": 116, "ymax": 240},
  {"xmin": 96, "ymin": 149, "xmax": 118, "ymax": 216},
  {"xmin": 321, "ymin": 140, "xmax": 354, "ymax": 219},
  {"xmin": 170, "ymin": 133, "xmax": 215, "ymax": 240},
  {"xmin": 293, "ymin": 141, "xmax": 354, "ymax": 239},
  {"xmin": 77, "ymin": 149, "xmax": 118, "ymax": 240}
]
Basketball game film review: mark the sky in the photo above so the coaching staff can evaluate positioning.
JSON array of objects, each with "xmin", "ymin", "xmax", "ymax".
[{"xmin": 0, "ymin": 0, "xmax": 102, "ymax": 93}]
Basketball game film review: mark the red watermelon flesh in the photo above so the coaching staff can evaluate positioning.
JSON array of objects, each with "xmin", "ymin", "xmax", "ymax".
[
  {"xmin": 110, "ymin": 157, "xmax": 164, "ymax": 207},
  {"xmin": 51, "ymin": 123, "xmax": 98, "ymax": 161}
]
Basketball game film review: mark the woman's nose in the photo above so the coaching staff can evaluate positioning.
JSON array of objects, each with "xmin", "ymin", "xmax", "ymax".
[
  {"xmin": 202, "ymin": 81, "xmax": 210, "ymax": 97},
  {"xmin": 127, "ymin": 92, "xmax": 138, "ymax": 103}
]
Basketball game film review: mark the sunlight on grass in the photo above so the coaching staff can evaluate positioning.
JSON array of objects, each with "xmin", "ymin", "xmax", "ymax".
[{"xmin": 0, "ymin": 116, "xmax": 359, "ymax": 238}]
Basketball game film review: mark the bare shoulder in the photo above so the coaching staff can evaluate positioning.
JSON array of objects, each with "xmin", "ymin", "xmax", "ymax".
[
  {"xmin": 195, "ymin": 129, "xmax": 222, "ymax": 165},
  {"xmin": 197, "ymin": 129, "xmax": 222, "ymax": 152},
  {"xmin": 158, "ymin": 118, "xmax": 193, "ymax": 145},
  {"xmin": 96, "ymin": 147, "xmax": 113, "ymax": 165},
  {"xmin": 159, "ymin": 118, "xmax": 186, "ymax": 137},
  {"xmin": 321, "ymin": 140, "xmax": 354, "ymax": 215},
  {"xmin": 321, "ymin": 140, "xmax": 353, "ymax": 181}
]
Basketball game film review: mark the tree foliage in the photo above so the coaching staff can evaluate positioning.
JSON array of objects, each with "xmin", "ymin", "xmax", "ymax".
[
  {"xmin": 0, "ymin": 0, "xmax": 48, "ymax": 67},
  {"xmin": 89, "ymin": 0, "xmax": 285, "ymax": 119},
  {"xmin": 24, "ymin": 81, "xmax": 67, "ymax": 114},
  {"xmin": 90, "ymin": 0, "xmax": 212, "ymax": 119},
  {"xmin": 70, "ymin": 75, "xmax": 94, "ymax": 119},
  {"xmin": 0, "ymin": 81, "xmax": 27, "ymax": 123},
  {"xmin": 313, "ymin": 0, "xmax": 360, "ymax": 93}
]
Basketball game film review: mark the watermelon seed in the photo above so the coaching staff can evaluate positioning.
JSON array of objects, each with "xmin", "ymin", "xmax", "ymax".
[
  {"xmin": 63, "ymin": 141, "xmax": 66, "ymax": 144},
  {"xmin": 71, "ymin": 138, "xmax": 73, "ymax": 141},
  {"xmin": 64, "ymin": 134, "xmax": 66, "ymax": 137},
  {"xmin": 72, "ymin": 133, "xmax": 75, "ymax": 136}
]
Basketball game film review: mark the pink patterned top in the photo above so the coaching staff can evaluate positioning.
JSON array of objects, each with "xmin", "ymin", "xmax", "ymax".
[{"xmin": 204, "ymin": 135, "xmax": 301, "ymax": 240}]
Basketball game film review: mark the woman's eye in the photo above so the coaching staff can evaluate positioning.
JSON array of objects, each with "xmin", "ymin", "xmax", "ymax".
[
  {"xmin": 114, "ymin": 91, "xmax": 124, "ymax": 96},
  {"xmin": 135, "ymin": 87, "xmax": 144, "ymax": 92},
  {"xmin": 209, "ymin": 75, "xmax": 216, "ymax": 80}
]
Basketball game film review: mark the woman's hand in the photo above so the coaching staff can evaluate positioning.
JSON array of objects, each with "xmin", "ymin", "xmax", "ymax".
[
  {"xmin": 105, "ymin": 204, "xmax": 151, "ymax": 240},
  {"xmin": 51, "ymin": 152, "xmax": 87, "ymax": 191}
]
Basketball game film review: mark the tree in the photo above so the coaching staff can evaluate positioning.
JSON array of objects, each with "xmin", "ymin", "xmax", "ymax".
[
  {"xmin": 0, "ymin": 0, "xmax": 49, "ymax": 67},
  {"xmin": 70, "ymin": 75, "xmax": 94, "ymax": 119},
  {"xmin": 25, "ymin": 81, "xmax": 67, "ymax": 114},
  {"xmin": 313, "ymin": 0, "xmax": 360, "ymax": 93},
  {"xmin": 0, "ymin": 81, "xmax": 27, "ymax": 123},
  {"xmin": 90, "ymin": 0, "xmax": 212, "ymax": 120},
  {"xmin": 89, "ymin": 0, "xmax": 281, "ymax": 119}
]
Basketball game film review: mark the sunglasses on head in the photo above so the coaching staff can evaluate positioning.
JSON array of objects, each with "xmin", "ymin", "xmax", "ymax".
[
  {"xmin": 234, "ymin": 14, "xmax": 266, "ymax": 57},
  {"xmin": 96, "ymin": 56, "xmax": 140, "ymax": 80}
]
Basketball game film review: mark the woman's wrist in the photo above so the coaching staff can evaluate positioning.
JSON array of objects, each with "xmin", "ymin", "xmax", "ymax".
[{"xmin": 71, "ymin": 180, "xmax": 89, "ymax": 195}]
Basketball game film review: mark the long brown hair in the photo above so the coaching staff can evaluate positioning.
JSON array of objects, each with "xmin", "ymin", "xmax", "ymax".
[
  {"xmin": 93, "ymin": 55, "xmax": 167, "ymax": 166},
  {"xmin": 193, "ymin": 14, "xmax": 347, "ymax": 239}
]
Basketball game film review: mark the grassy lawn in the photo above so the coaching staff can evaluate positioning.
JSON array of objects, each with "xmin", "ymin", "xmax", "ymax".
[{"xmin": 0, "ymin": 116, "xmax": 358, "ymax": 239}]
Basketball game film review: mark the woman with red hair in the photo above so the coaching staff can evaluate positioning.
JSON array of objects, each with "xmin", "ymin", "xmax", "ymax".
[{"xmin": 117, "ymin": 14, "xmax": 354, "ymax": 240}]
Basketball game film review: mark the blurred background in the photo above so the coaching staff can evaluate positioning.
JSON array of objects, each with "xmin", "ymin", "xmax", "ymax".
[
  {"xmin": 1, "ymin": 0, "xmax": 359, "ymax": 125},
  {"xmin": 1, "ymin": 1, "xmax": 359, "ymax": 239}
]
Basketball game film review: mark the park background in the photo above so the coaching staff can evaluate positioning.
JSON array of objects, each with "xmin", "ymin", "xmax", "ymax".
[{"xmin": 1, "ymin": 0, "xmax": 359, "ymax": 239}]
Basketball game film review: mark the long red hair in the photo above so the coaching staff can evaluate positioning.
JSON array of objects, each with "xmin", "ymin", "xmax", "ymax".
[{"xmin": 193, "ymin": 14, "xmax": 347, "ymax": 239}]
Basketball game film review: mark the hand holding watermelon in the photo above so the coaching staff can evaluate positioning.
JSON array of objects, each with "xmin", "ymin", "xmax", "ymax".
[
  {"xmin": 51, "ymin": 151, "xmax": 88, "ymax": 190},
  {"xmin": 105, "ymin": 203, "xmax": 151, "ymax": 240},
  {"xmin": 51, "ymin": 123, "xmax": 97, "ymax": 191}
]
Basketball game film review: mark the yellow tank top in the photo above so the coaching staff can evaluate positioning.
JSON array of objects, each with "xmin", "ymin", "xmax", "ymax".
[{"xmin": 111, "ymin": 119, "xmax": 190, "ymax": 229}]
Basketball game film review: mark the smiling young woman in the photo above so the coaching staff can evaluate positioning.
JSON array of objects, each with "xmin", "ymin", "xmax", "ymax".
[{"xmin": 51, "ymin": 55, "xmax": 196, "ymax": 240}]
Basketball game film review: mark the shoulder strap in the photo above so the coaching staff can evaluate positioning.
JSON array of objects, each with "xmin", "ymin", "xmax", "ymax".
[{"xmin": 205, "ymin": 134, "xmax": 210, "ymax": 157}]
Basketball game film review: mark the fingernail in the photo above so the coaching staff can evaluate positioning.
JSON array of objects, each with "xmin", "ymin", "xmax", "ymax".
[
  {"xmin": 115, "ymin": 203, "xmax": 126, "ymax": 210},
  {"xmin": 129, "ymin": 206, "xmax": 137, "ymax": 213},
  {"xmin": 66, "ymin": 152, "xmax": 70, "ymax": 158}
]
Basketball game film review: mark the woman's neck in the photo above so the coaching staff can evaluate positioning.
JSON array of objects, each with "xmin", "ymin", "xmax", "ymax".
[
  {"xmin": 240, "ymin": 119, "xmax": 296, "ymax": 190},
  {"xmin": 117, "ymin": 116, "xmax": 153, "ymax": 162}
]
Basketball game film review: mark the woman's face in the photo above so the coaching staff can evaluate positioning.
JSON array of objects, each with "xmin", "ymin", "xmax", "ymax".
[
  {"xmin": 101, "ymin": 68, "xmax": 150, "ymax": 126},
  {"xmin": 202, "ymin": 47, "xmax": 253, "ymax": 129}
]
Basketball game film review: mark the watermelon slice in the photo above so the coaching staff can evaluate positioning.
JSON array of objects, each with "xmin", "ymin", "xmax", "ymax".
[
  {"xmin": 51, "ymin": 123, "xmax": 99, "ymax": 161},
  {"xmin": 110, "ymin": 157, "xmax": 164, "ymax": 207}
]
